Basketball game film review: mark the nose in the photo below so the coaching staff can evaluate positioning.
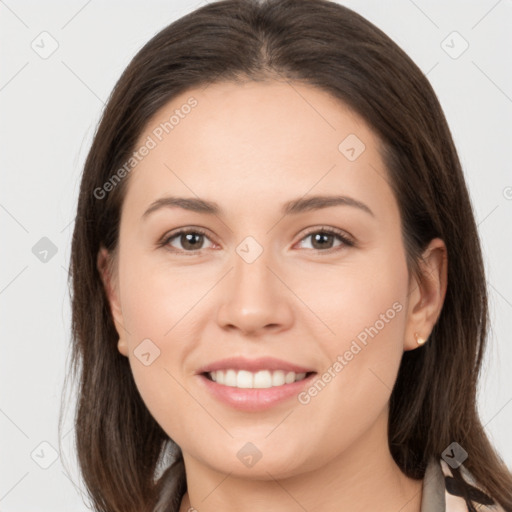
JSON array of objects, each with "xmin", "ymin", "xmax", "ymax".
[{"xmin": 216, "ymin": 246, "xmax": 294, "ymax": 337}]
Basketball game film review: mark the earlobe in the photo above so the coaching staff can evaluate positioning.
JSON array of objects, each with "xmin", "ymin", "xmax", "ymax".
[
  {"xmin": 404, "ymin": 238, "xmax": 448, "ymax": 351},
  {"xmin": 117, "ymin": 337, "xmax": 129, "ymax": 357}
]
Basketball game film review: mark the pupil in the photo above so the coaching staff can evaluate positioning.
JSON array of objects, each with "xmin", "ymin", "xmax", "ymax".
[
  {"xmin": 313, "ymin": 233, "xmax": 332, "ymax": 249},
  {"xmin": 183, "ymin": 233, "xmax": 203, "ymax": 250}
]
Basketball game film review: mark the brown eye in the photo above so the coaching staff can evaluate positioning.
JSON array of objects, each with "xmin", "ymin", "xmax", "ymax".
[
  {"xmin": 160, "ymin": 226, "xmax": 354, "ymax": 255},
  {"xmin": 162, "ymin": 228, "xmax": 214, "ymax": 253},
  {"xmin": 296, "ymin": 228, "xmax": 354, "ymax": 252}
]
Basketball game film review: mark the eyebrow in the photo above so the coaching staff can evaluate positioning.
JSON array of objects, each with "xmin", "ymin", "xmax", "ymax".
[{"xmin": 142, "ymin": 194, "xmax": 375, "ymax": 219}]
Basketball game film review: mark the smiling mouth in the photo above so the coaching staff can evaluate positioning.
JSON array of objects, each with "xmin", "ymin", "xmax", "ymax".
[{"xmin": 202, "ymin": 369, "xmax": 317, "ymax": 389}]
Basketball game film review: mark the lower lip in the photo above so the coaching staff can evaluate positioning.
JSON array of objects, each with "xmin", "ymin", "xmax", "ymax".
[{"xmin": 197, "ymin": 373, "xmax": 317, "ymax": 412}]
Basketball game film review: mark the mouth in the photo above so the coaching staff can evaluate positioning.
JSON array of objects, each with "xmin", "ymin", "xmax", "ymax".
[
  {"xmin": 197, "ymin": 369, "xmax": 318, "ymax": 411},
  {"xmin": 195, "ymin": 356, "xmax": 317, "ymax": 410},
  {"xmin": 202, "ymin": 369, "xmax": 317, "ymax": 389}
]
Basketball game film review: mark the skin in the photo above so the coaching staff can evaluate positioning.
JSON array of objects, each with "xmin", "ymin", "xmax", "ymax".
[{"xmin": 98, "ymin": 80, "xmax": 447, "ymax": 512}]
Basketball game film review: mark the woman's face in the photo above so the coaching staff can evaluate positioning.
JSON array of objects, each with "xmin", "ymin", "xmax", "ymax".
[{"xmin": 100, "ymin": 80, "xmax": 441, "ymax": 478}]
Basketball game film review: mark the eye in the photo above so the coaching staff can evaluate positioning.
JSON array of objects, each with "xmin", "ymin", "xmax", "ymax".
[
  {"xmin": 159, "ymin": 226, "xmax": 354, "ymax": 255},
  {"xmin": 160, "ymin": 227, "xmax": 215, "ymax": 254},
  {"xmin": 295, "ymin": 226, "xmax": 354, "ymax": 253}
]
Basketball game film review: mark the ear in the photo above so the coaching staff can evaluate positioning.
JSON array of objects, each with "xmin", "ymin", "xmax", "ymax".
[
  {"xmin": 97, "ymin": 246, "xmax": 129, "ymax": 357},
  {"xmin": 403, "ymin": 238, "xmax": 448, "ymax": 351}
]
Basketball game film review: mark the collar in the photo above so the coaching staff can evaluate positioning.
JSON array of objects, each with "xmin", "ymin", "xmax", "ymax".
[{"xmin": 420, "ymin": 457, "xmax": 505, "ymax": 511}]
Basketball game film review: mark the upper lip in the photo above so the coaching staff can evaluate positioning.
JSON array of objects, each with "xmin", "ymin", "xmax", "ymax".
[{"xmin": 196, "ymin": 356, "xmax": 316, "ymax": 375}]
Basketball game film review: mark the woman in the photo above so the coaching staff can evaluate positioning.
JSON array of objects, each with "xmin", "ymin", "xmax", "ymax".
[{"xmin": 65, "ymin": 0, "xmax": 512, "ymax": 511}]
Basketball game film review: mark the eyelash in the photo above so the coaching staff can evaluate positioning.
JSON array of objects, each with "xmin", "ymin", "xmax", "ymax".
[{"xmin": 158, "ymin": 226, "xmax": 355, "ymax": 256}]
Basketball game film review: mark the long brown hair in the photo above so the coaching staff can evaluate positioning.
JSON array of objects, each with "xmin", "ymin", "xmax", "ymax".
[{"xmin": 62, "ymin": 0, "xmax": 512, "ymax": 510}]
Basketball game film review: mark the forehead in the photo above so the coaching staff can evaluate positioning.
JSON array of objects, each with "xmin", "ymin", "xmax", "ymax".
[{"xmin": 123, "ymin": 80, "xmax": 397, "ymax": 224}]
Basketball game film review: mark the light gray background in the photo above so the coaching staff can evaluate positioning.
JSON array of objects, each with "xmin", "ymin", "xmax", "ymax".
[{"xmin": 1, "ymin": 0, "xmax": 511, "ymax": 510}]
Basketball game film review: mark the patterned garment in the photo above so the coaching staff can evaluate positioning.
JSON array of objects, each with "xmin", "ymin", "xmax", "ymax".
[{"xmin": 421, "ymin": 457, "xmax": 507, "ymax": 511}]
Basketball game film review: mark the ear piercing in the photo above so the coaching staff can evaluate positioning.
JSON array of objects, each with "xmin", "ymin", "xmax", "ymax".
[{"xmin": 414, "ymin": 332, "xmax": 427, "ymax": 345}]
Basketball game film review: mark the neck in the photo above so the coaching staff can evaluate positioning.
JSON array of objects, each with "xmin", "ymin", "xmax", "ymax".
[{"xmin": 178, "ymin": 408, "xmax": 423, "ymax": 512}]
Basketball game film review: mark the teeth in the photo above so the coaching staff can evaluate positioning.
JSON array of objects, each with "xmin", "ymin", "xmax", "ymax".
[{"xmin": 207, "ymin": 369, "xmax": 308, "ymax": 388}]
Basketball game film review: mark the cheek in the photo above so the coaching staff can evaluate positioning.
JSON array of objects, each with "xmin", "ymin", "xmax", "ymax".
[
  {"xmin": 295, "ymin": 295, "xmax": 405, "ymax": 470},
  {"xmin": 116, "ymin": 251, "xmax": 210, "ymax": 433},
  {"xmin": 301, "ymin": 244, "xmax": 408, "ymax": 344},
  {"xmin": 298, "ymin": 245, "xmax": 408, "ymax": 422},
  {"xmin": 118, "ymin": 251, "xmax": 207, "ymax": 337}
]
